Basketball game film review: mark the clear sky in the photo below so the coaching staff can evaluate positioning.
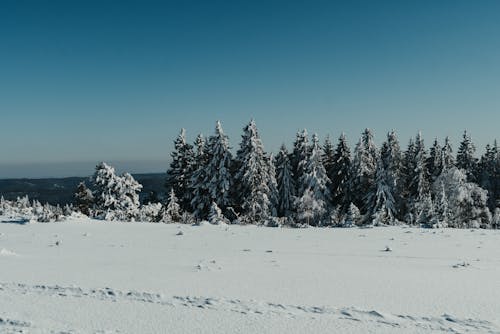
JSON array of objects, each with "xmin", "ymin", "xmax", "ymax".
[{"xmin": 1, "ymin": 0, "xmax": 499, "ymax": 178}]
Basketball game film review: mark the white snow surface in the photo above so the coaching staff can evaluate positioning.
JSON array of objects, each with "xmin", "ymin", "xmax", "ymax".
[{"xmin": 1, "ymin": 217, "xmax": 500, "ymax": 333}]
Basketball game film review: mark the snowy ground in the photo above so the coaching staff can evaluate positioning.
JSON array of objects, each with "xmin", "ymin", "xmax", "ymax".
[{"xmin": 1, "ymin": 217, "xmax": 500, "ymax": 333}]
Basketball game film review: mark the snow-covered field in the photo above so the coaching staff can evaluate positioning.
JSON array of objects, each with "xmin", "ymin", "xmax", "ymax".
[{"xmin": 1, "ymin": 217, "xmax": 500, "ymax": 334}]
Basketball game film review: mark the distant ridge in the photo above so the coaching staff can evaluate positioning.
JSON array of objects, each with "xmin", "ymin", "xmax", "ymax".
[{"xmin": 0, "ymin": 173, "xmax": 166, "ymax": 205}]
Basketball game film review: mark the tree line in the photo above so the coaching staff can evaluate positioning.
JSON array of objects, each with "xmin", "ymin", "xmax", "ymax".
[{"xmin": 2, "ymin": 120, "xmax": 499, "ymax": 228}]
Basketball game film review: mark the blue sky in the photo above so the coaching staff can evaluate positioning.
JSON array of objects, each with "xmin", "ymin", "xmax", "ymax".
[{"xmin": 1, "ymin": 0, "xmax": 499, "ymax": 178}]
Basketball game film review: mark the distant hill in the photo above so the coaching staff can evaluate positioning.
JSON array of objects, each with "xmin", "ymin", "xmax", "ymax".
[{"xmin": 0, "ymin": 173, "xmax": 166, "ymax": 205}]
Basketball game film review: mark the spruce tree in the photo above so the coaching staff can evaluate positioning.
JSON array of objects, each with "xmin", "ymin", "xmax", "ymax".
[
  {"xmin": 348, "ymin": 129, "xmax": 377, "ymax": 215},
  {"xmin": 166, "ymin": 128, "xmax": 195, "ymax": 210},
  {"xmin": 291, "ymin": 129, "xmax": 310, "ymax": 195},
  {"xmin": 205, "ymin": 121, "xmax": 233, "ymax": 212},
  {"xmin": 74, "ymin": 181, "xmax": 94, "ymax": 216},
  {"xmin": 275, "ymin": 144, "xmax": 296, "ymax": 217},
  {"xmin": 441, "ymin": 136, "xmax": 455, "ymax": 170},
  {"xmin": 298, "ymin": 134, "xmax": 331, "ymax": 225},
  {"xmin": 234, "ymin": 120, "xmax": 271, "ymax": 222},
  {"xmin": 330, "ymin": 133, "xmax": 351, "ymax": 209},
  {"xmin": 322, "ymin": 135, "xmax": 335, "ymax": 182},
  {"xmin": 189, "ymin": 134, "xmax": 211, "ymax": 220},
  {"xmin": 162, "ymin": 188, "xmax": 182, "ymax": 223},
  {"xmin": 456, "ymin": 130, "xmax": 478, "ymax": 182},
  {"xmin": 427, "ymin": 138, "xmax": 442, "ymax": 183}
]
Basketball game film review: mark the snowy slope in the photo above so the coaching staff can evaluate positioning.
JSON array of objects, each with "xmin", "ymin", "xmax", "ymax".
[{"xmin": 1, "ymin": 217, "xmax": 499, "ymax": 333}]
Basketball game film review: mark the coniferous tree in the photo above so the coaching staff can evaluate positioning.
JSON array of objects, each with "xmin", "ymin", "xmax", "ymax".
[
  {"xmin": 275, "ymin": 144, "xmax": 295, "ymax": 217},
  {"xmin": 189, "ymin": 134, "xmax": 211, "ymax": 220},
  {"xmin": 92, "ymin": 163, "xmax": 142, "ymax": 221},
  {"xmin": 343, "ymin": 203, "xmax": 360, "ymax": 227},
  {"xmin": 407, "ymin": 132, "xmax": 430, "ymax": 224},
  {"xmin": 427, "ymin": 138, "xmax": 443, "ymax": 183},
  {"xmin": 163, "ymin": 188, "xmax": 182, "ymax": 223},
  {"xmin": 291, "ymin": 129, "xmax": 310, "ymax": 195},
  {"xmin": 478, "ymin": 141, "xmax": 499, "ymax": 210},
  {"xmin": 234, "ymin": 120, "xmax": 271, "ymax": 222},
  {"xmin": 298, "ymin": 134, "xmax": 331, "ymax": 225},
  {"xmin": 166, "ymin": 129, "xmax": 195, "ymax": 210},
  {"xmin": 456, "ymin": 130, "xmax": 478, "ymax": 183},
  {"xmin": 322, "ymin": 135, "xmax": 335, "ymax": 183},
  {"xmin": 205, "ymin": 121, "xmax": 233, "ymax": 212},
  {"xmin": 330, "ymin": 133, "xmax": 351, "ymax": 209},
  {"xmin": 370, "ymin": 158, "xmax": 397, "ymax": 225},
  {"xmin": 348, "ymin": 129, "xmax": 377, "ymax": 215},
  {"xmin": 74, "ymin": 181, "xmax": 94, "ymax": 216},
  {"xmin": 441, "ymin": 136, "xmax": 455, "ymax": 170},
  {"xmin": 435, "ymin": 168, "xmax": 491, "ymax": 228},
  {"xmin": 267, "ymin": 153, "xmax": 279, "ymax": 217}
]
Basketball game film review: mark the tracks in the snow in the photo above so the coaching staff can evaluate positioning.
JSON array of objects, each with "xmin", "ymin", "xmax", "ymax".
[{"xmin": 1, "ymin": 282, "xmax": 499, "ymax": 333}]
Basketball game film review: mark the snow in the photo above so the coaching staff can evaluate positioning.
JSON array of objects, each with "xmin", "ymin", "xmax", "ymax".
[{"xmin": 1, "ymin": 217, "xmax": 500, "ymax": 333}]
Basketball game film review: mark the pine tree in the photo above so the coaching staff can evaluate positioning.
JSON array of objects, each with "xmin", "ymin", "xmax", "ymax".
[
  {"xmin": 291, "ymin": 129, "xmax": 310, "ymax": 194},
  {"xmin": 267, "ymin": 153, "xmax": 279, "ymax": 217},
  {"xmin": 208, "ymin": 201, "xmax": 227, "ymax": 225},
  {"xmin": 406, "ymin": 132, "xmax": 430, "ymax": 224},
  {"xmin": 234, "ymin": 120, "xmax": 271, "ymax": 222},
  {"xmin": 433, "ymin": 180, "xmax": 450, "ymax": 227},
  {"xmin": 330, "ymin": 133, "xmax": 351, "ymax": 209},
  {"xmin": 456, "ymin": 130, "xmax": 478, "ymax": 182},
  {"xmin": 166, "ymin": 129, "xmax": 195, "ymax": 210},
  {"xmin": 92, "ymin": 162, "xmax": 142, "ymax": 221},
  {"xmin": 322, "ymin": 135, "xmax": 335, "ymax": 182},
  {"xmin": 275, "ymin": 144, "xmax": 296, "ymax": 217},
  {"xmin": 379, "ymin": 131, "xmax": 402, "ymax": 220},
  {"xmin": 427, "ymin": 138, "xmax": 442, "ymax": 183},
  {"xmin": 298, "ymin": 134, "xmax": 331, "ymax": 226},
  {"xmin": 74, "ymin": 181, "xmax": 94, "ymax": 216},
  {"xmin": 295, "ymin": 188, "xmax": 325, "ymax": 226},
  {"xmin": 348, "ymin": 129, "xmax": 377, "ymax": 215},
  {"xmin": 478, "ymin": 142, "xmax": 499, "ymax": 210},
  {"xmin": 189, "ymin": 134, "xmax": 211, "ymax": 219},
  {"xmin": 370, "ymin": 158, "xmax": 396, "ymax": 225},
  {"xmin": 162, "ymin": 188, "xmax": 182, "ymax": 223},
  {"xmin": 205, "ymin": 121, "xmax": 233, "ymax": 212},
  {"xmin": 441, "ymin": 136, "xmax": 455, "ymax": 170},
  {"xmin": 435, "ymin": 168, "xmax": 491, "ymax": 228},
  {"xmin": 343, "ymin": 203, "xmax": 360, "ymax": 227}
]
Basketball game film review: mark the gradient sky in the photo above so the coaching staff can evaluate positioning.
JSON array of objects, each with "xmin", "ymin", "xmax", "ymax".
[{"xmin": 1, "ymin": 0, "xmax": 500, "ymax": 178}]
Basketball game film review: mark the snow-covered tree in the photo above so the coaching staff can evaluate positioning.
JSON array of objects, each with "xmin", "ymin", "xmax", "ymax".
[
  {"xmin": 322, "ymin": 135, "xmax": 335, "ymax": 182},
  {"xmin": 166, "ymin": 128, "xmax": 195, "ymax": 210},
  {"xmin": 295, "ymin": 188, "xmax": 325, "ymax": 226},
  {"xmin": 189, "ymin": 134, "xmax": 211, "ymax": 220},
  {"xmin": 433, "ymin": 180, "xmax": 450, "ymax": 228},
  {"xmin": 478, "ymin": 141, "xmax": 500, "ymax": 210},
  {"xmin": 267, "ymin": 153, "xmax": 279, "ymax": 217},
  {"xmin": 343, "ymin": 203, "xmax": 360, "ymax": 227},
  {"xmin": 370, "ymin": 158, "xmax": 397, "ymax": 225},
  {"xmin": 298, "ymin": 134, "xmax": 331, "ymax": 222},
  {"xmin": 427, "ymin": 138, "xmax": 443, "ymax": 183},
  {"xmin": 208, "ymin": 201, "xmax": 227, "ymax": 225},
  {"xmin": 405, "ymin": 132, "xmax": 430, "ymax": 224},
  {"xmin": 275, "ymin": 144, "xmax": 295, "ymax": 217},
  {"xmin": 205, "ymin": 121, "xmax": 233, "ymax": 212},
  {"xmin": 493, "ymin": 207, "xmax": 500, "ymax": 229},
  {"xmin": 456, "ymin": 130, "xmax": 478, "ymax": 183},
  {"xmin": 234, "ymin": 120, "xmax": 271, "ymax": 222},
  {"xmin": 74, "ymin": 181, "xmax": 94, "ymax": 216},
  {"xmin": 162, "ymin": 188, "xmax": 182, "ymax": 223},
  {"xmin": 441, "ymin": 136, "xmax": 455, "ymax": 170},
  {"xmin": 330, "ymin": 133, "xmax": 351, "ymax": 209},
  {"xmin": 435, "ymin": 168, "xmax": 491, "ymax": 228},
  {"xmin": 291, "ymin": 129, "xmax": 310, "ymax": 194},
  {"xmin": 92, "ymin": 162, "xmax": 142, "ymax": 221},
  {"xmin": 348, "ymin": 129, "xmax": 377, "ymax": 214}
]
